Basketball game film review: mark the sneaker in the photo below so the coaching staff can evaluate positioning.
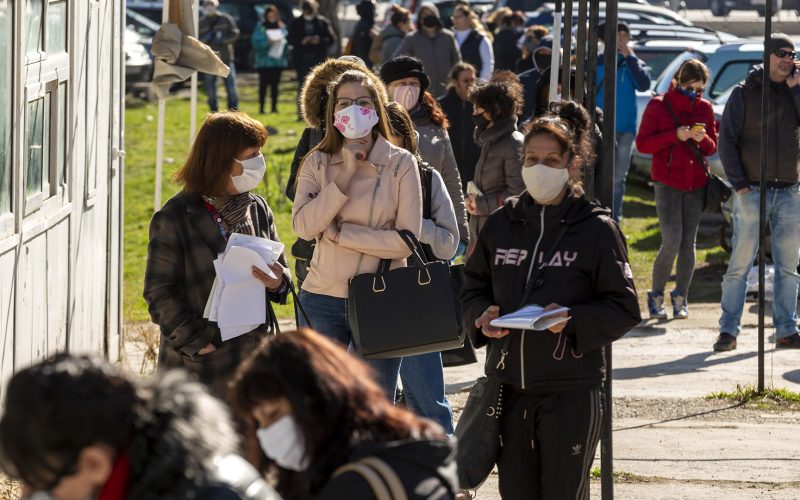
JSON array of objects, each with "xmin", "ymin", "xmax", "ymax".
[
  {"xmin": 647, "ymin": 291, "xmax": 667, "ymax": 319},
  {"xmin": 776, "ymin": 333, "xmax": 800, "ymax": 349},
  {"xmin": 670, "ymin": 289, "xmax": 689, "ymax": 319},
  {"xmin": 713, "ymin": 333, "xmax": 737, "ymax": 352}
]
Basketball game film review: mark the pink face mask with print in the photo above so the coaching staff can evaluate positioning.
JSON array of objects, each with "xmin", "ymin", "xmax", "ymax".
[{"xmin": 333, "ymin": 105, "xmax": 379, "ymax": 140}]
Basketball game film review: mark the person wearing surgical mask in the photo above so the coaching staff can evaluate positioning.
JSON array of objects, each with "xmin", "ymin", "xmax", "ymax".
[
  {"xmin": 0, "ymin": 354, "xmax": 280, "ymax": 500},
  {"xmin": 231, "ymin": 329, "xmax": 459, "ymax": 499},
  {"xmin": 144, "ymin": 111, "xmax": 289, "ymax": 398},
  {"xmin": 380, "ymin": 55, "xmax": 469, "ymax": 252},
  {"xmin": 462, "ymin": 100, "xmax": 641, "ymax": 500},
  {"xmin": 292, "ymin": 70, "xmax": 422, "ymax": 400}
]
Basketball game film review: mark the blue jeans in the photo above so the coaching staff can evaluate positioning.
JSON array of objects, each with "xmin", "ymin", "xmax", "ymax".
[
  {"xmin": 399, "ymin": 353, "xmax": 454, "ymax": 434},
  {"xmin": 719, "ymin": 185, "xmax": 800, "ymax": 338},
  {"xmin": 203, "ymin": 62, "xmax": 239, "ymax": 112},
  {"xmin": 613, "ymin": 132, "xmax": 636, "ymax": 222},
  {"xmin": 298, "ymin": 290, "xmax": 402, "ymax": 400}
]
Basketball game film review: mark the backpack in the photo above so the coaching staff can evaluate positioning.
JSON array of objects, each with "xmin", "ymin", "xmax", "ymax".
[{"xmin": 417, "ymin": 162, "xmax": 435, "ymax": 262}]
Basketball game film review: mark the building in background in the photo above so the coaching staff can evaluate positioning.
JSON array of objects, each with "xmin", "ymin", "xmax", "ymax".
[{"xmin": 0, "ymin": 0, "xmax": 124, "ymax": 396}]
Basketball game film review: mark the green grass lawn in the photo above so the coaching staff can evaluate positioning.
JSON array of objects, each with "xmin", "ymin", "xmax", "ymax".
[
  {"xmin": 123, "ymin": 76, "xmax": 729, "ymax": 323},
  {"xmin": 124, "ymin": 75, "xmax": 303, "ymax": 323}
]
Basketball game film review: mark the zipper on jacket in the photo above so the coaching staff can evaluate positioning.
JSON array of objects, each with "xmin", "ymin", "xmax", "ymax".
[
  {"xmin": 520, "ymin": 206, "xmax": 547, "ymax": 390},
  {"xmin": 354, "ymin": 165, "xmax": 384, "ymax": 276}
]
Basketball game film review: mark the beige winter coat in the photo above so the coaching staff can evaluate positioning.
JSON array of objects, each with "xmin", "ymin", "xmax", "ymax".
[{"xmin": 292, "ymin": 134, "xmax": 423, "ymax": 298}]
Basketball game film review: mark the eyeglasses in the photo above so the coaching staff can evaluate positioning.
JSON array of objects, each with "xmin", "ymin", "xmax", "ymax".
[
  {"xmin": 773, "ymin": 49, "xmax": 797, "ymax": 59},
  {"xmin": 335, "ymin": 96, "xmax": 376, "ymax": 108}
]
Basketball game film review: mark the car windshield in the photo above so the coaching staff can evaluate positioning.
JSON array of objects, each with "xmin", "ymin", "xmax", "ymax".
[
  {"xmin": 126, "ymin": 9, "xmax": 159, "ymax": 38},
  {"xmin": 637, "ymin": 48, "xmax": 687, "ymax": 89}
]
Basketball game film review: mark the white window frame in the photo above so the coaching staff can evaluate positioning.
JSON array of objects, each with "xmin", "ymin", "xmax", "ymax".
[{"xmin": 0, "ymin": 0, "xmax": 15, "ymax": 239}]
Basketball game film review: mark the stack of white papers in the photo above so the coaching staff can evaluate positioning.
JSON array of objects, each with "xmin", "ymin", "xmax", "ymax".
[
  {"xmin": 203, "ymin": 234, "xmax": 285, "ymax": 341},
  {"xmin": 490, "ymin": 304, "xmax": 570, "ymax": 331}
]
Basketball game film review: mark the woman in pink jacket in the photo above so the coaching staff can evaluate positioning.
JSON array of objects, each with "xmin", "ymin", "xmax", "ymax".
[{"xmin": 292, "ymin": 69, "xmax": 423, "ymax": 399}]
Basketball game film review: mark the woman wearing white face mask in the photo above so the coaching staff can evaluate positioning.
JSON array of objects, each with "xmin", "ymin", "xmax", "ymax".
[
  {"xmin": 292, "ymin": 70, "xmax": 422, "ymax": 400},
  {"xmin": 231, "ymin": 328, "xmax": 459, "ymax": 499},
  {"xmin": 380, "ymin": 56, "xmax": 470, "ymax": 253},
  {"xmin": 144, "ymin": 111, "xmax": 289, "ymax": 398},
  {"xmin": 461, "ymin": 101, "xmax": 641, "ymax": 500}
]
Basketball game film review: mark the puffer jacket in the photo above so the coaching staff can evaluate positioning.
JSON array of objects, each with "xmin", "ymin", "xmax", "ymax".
[
  {"xmin": 468, "ymin": 116, "xmax": 525, "ymax": 251},
  {"xmin": 292, "ymin": 134, "xmax": 423, "ymax": 298},
  {"xmin": 411, "ymin": 106, "xmax": 469, "ymax": 245},
  {"xmin": 636, "ymin": 84, "xmax": 717, "ymax": 191}
]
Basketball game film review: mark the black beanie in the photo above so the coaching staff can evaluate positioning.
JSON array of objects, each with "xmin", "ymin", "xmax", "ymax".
[
  {"xmin": 379, "ymin": 56, "xmax": 431, "ymax": 91},
  {"xmin": 767, "ymin": 33, "xmax": 795, "ymax": 54}
]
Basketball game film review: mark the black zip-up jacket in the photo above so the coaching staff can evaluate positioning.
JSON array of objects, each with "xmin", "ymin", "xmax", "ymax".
[{"xmin": 461, "ymin": 192, "xmax": 641, "ymax": 393}]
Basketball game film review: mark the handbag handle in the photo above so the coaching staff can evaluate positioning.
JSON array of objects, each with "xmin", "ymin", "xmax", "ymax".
[
  {"xmin": 375, "ymin": 229, "xmax": 429, "ymax": 277},
  {"xmin": 282, "ymin": 274, "xmax": 312, "ymax": 330}
]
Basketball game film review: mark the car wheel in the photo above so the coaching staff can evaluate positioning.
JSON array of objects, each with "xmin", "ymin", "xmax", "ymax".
[{"xmin": 710, "ymin": 0, "xmax": 731, "ymax": 16}]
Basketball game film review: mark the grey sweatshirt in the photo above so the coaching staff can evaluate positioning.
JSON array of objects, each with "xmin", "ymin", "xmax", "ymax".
[{"xmin": 420, "ymin": 168, "xmax": 459, "ymax": 260}]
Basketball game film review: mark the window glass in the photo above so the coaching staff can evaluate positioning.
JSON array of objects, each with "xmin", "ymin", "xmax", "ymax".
[
  {"xmin": 710, "ymin": 61, "xmax": 759, "ymax": 99},
  {"xmin": 25, "ymin": 0, "xmax": 44, "ymax": 58},
  {"xmin": 26, "ymin": 95, "xmax": 51, "ymax": 198},
  {"xmin": 0, "ymin": 0, "xmax": 11, "ymax": 214},
  {"xmin": 47, "ymin": 0, "xmax": 67, "ymax": 54}
]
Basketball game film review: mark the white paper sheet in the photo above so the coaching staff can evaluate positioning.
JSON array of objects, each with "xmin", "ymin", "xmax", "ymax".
[
  {"xmin": 218, "ymin": 280, "xmax": 266, "ymax": 335},
  {"xmin": 490, "ymin": 304, "xmax": 570, "ymax": 331},
  {"xmin": 225, "ymin": 234, "xmax": 284, "ymax": 278}
]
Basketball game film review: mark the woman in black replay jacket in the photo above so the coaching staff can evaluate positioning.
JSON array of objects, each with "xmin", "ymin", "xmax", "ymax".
[{"xmin": 461, "ymin": 101, "xmax": 641, "ymax": 500}]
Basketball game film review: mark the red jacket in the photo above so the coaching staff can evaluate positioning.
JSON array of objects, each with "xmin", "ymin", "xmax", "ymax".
[{"xmin": 636, "ymin": 85, "xmax": 718, "ymax": 191}]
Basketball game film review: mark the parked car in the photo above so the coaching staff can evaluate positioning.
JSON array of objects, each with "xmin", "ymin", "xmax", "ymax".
[
  {"xmin": 633, "ymin": 39, "xmax": 712, "ymax": 90},
  {"xmin": 126, "ymin": 8, "xmax": 160, "ymax": 52},
  {"xmin": 125, "ymin": 27, "xmax": 154, "ymax": 91}
]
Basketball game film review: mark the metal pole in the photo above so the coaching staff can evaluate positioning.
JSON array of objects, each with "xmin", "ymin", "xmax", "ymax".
[
  {"xmin": 758, "ymin": 0, "xmax": 772, "ymax": 393},
  {"xmin": 575, "ymin": 0, "xmax": 588, "ymax": 104},
  {"xmin": 189, "ymin": 0, "xmax": 199, "ymax": 142},
  {"xmin": 549, "ymin": 0, "xmax": 563, "ymax": 103},
  {"xmin": 561, "ymin": 0, "xmax": 574, "ymax": 99},
  {"xmin": 586, "ymin": 0, "xmax": 601, "ymax": 199},
  {"xmin": 154, "ymin": 0, "xmax": 171, "ymax": 212},
  {"xmin": 600, "ymin": 2, "xmax": 619, "ymax": 498}
]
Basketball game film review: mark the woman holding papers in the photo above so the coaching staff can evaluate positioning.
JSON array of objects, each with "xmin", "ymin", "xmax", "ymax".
[
  {"xmin": 251, "ymin": 5, "xmax": 288, "ymax": 115},
  {"xmin": 461, "ymin": 101, "xmax": 641, "ymax": 499},
  {"xmin": 144, "ymin": 111, "xmax": 289, "ymax": 398},
  {"xmin": 291, "ymin": 69, "xmax": 422, "ymax": 401}
]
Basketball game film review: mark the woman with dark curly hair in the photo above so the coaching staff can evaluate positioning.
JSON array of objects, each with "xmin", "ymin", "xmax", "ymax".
[
  {"xmin": 465, "ymin": 70, "xmax": 526, "ymax": 255},
  {"xmin": 231, "ymin": 329, "xmax": 459, "ymax": 499},
  {"xmin": 380, "ymin": 55, "xmax": 470, "ymax": 250},
  {"xmin": 461, "ymin": 101, "xmax": 641, "ymax": 499}
]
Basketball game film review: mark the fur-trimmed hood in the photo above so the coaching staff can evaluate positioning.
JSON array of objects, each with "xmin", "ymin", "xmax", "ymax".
[{"xmin": 300, "ymin": 59, "xmax": 389, "ymax": 129}]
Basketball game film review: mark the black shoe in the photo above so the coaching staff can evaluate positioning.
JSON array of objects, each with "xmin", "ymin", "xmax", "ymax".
[
  {"xmin": 713, "ymin": 333, "xmax": 737, "ymax": 352},
  {"xmin": 776, "ymin": 333, "xmax": 800, "ymax": 349}
]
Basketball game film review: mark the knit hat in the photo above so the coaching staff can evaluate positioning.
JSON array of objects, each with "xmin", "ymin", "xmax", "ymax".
[
  {"xmin": 379, "ymin": 56, "xmax": 431, "ymax": 91},
  {"xmin": 767, "ymin": 33, "xmax": 795, "ymax": 54}
]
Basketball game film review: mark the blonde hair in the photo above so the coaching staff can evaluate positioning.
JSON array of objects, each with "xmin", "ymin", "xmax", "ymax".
[
  {"xmin": 454, "ymin": 5, "xmax": 493, "ymax": 42},
  {"xmin": 313, "ymin": 70, "xmax": 393, "ymax": 155}
]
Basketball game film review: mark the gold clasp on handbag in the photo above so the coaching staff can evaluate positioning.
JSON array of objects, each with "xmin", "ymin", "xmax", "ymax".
[
  {"xmin": 418, "ymin": 268, "xmax": 432, "ymax": 286},
  {"xmin": 373, "ymin": 276, "xmax": 386, "ymax": 293}
]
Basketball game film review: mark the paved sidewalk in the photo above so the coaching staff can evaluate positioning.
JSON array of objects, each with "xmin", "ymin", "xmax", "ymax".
[{"xmin": 445, "ymin": 304, "xmax": 800, "ymax": 499}]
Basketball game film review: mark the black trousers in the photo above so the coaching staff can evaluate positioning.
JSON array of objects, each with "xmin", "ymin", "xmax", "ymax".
[
  {"xmin": 497, "ymin": 387, "xmax": 603, "ymax": 500},
  {"xmin": 258, "ymin": 67, "xmax": 283, "ymax": 112}
]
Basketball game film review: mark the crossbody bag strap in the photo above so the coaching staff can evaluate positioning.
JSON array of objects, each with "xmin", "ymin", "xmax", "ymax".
[
  {"xmin": 334, "ymin": 463, "xmax": 393, "ymax": 500},
  {"xmin": 359, "ymin": 457, "xmax": 409, "ymax": 500},
  {"xmin": 662, "ymin": 98, "xmax": 709, "ymax": 175}
]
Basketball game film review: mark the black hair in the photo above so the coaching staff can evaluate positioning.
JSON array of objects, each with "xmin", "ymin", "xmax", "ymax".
[
  {"xmin": 0, "ymin": 354, "xmax": 138, "ymax": 490},
  {"xmin": 469, "ymin": 70, "xmax": 524, "ymax": 122}
]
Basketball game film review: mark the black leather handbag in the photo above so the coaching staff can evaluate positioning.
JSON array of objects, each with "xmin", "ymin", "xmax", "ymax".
[
  {"xmin": 454, "ymin": 222, "xmax": 571, "ymax": 490},
  {"xmin": 348, "ymin": 230, "xmax": 463, "ymax": 360},
  {"xmin": 441, "ymin": 264, "xmax": 478, "ymax": 367}
]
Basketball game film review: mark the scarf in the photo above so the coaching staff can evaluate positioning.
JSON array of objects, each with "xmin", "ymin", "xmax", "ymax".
[
  {"xmin": 97, "ymin": 451, "xmax": 131, "ymax": 500},
  {"xmin": 207, "ymin": 193, "xmax": 256, "ymax": 236}
]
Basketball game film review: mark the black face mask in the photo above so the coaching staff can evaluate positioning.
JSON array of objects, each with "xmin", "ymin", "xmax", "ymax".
[
  {"xmin": 422, "ymin": 15, "xmax": 438, "ymax": 28},
  {"xmin": 472, "ymin": 114, "xmax": 489, "ymax": 129}
]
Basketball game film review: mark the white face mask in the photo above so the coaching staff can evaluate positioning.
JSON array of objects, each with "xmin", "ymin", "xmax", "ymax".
[
  {"xmin": 303, "ymin": 14, "xmax": 314, "ymax": 21},
  {"xmin": 231, "ymin": 154, "xmax": 266, "ymax": 193},
  {"xmin": 522, "ymin": 163, "xmax": 569, "ymax": 203},
  {"xmin": 256, "ymin": 415, "xmax": 310, "ymax": 471},
  {"xmin": 392, "ymin": 85, "xmax": 420, "ymax": 111},
  {"xmin": 333, "ymin": 104, "xmax": 379, "ymax": 140}
]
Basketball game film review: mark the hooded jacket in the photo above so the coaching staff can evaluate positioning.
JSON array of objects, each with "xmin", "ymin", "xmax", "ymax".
[
  {"xmin": 519, "ymin": 38, "xmax": 554, "ymax": 122},
  {"xmin": 718, "ymin": 64, "xmax": 800, "ymax": 190},
  {"xmin": 468, "ymin": 116, "xmax": 525, "ymax": 248},
  {"xmin": 316, "ymin": 438, "xmax": 458, "ymax": 499},
  {"xmin": 286, "ymin": 59, "xmax": 388, "ymax": 200},
  {"xmin": 410, "ymin": 105, "xmax": 470, "ymax": 245},
  {"xmin": 393, "ymin": 3, "xmax": 461, "ymax": 97},
  {"xmin": 461, "ymin": 193, "xmax": 641, "ymax": 392},
  {"xmin": 127, "ymin": 372, "xmax": 278, "ymax": 499},
  {"xmin": 292, "ymin": 134, "xmax": 423, "ymax": 299},
  {"xmin": 636, "ymin": 83, "xmax": 717, "ymax": 191},
  {"xmin": 596, "ymin": 53, "xmax": 651, "ymax": 134}
]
